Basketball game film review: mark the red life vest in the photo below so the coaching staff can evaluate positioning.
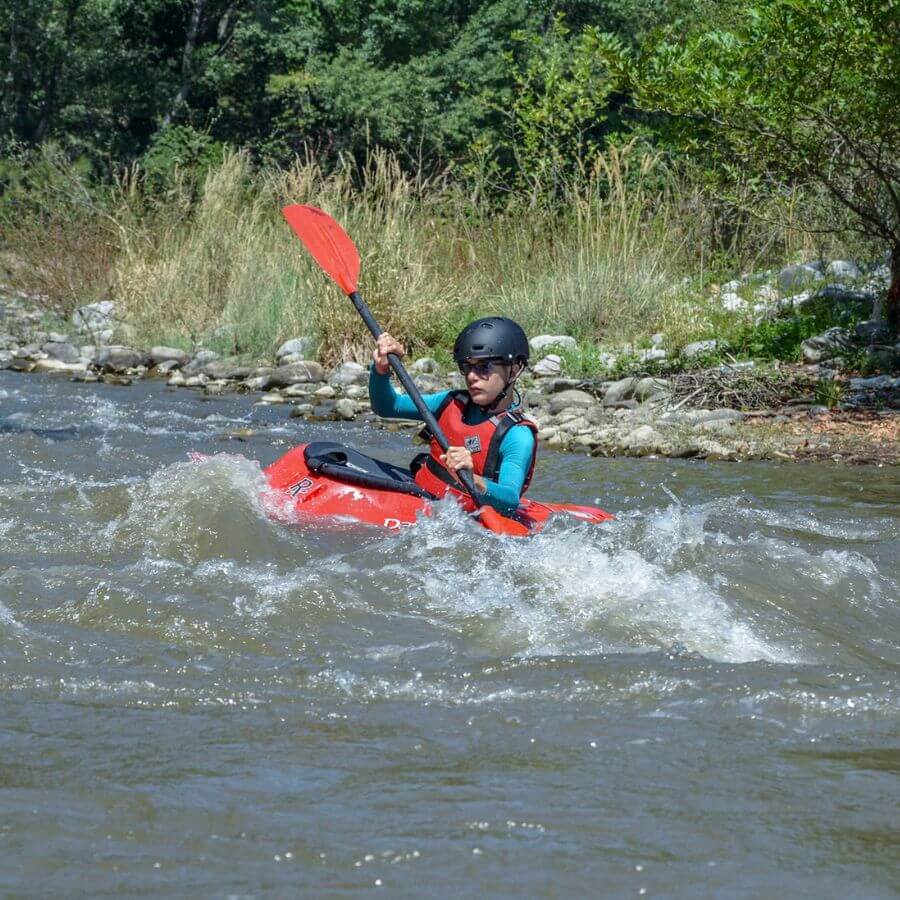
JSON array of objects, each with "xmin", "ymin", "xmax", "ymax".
[{"xmin": 412, "ymin": 391, "xmax": 538, "ymax": 502}]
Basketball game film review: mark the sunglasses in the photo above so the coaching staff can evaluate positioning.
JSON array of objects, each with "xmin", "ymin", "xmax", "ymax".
[{"xmin": 458, "ymin": 359, "xmax": 504, "ymax": 377}]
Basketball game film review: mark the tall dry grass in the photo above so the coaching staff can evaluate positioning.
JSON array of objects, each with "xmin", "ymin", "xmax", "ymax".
[{"xmin": 0, "ymin": 142, "xmax": 855, "ymax": 365}]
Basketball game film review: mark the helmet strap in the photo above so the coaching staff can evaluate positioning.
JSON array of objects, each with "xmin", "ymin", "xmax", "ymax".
[{"xmin": 476, "ymin": 363, "xmax": 523, "ymax": 413}]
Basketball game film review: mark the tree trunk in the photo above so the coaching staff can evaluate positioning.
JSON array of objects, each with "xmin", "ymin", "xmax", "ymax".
[
  {"xmin": 34, "ymin": 0, "xmax": 83, "ymax": 143},
  {"xmin": 161, "ymin": 0, "xmax": 206, "ymax": 130},
  {"xmin": 2, "ymin": 11, "xmax": 18, "ymax": 133},
  {"xmin": 887, "ymin": 243, "xmax": 900, "ymax": 335}
]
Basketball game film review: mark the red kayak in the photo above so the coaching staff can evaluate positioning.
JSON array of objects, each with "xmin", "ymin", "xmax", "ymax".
[{"xmin": 264, "ymin": 441, "xmax": 614, "ymax": 533}]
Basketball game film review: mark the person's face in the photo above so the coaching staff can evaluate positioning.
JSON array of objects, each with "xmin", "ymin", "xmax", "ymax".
[{"xmin": 458, "ymin": 358, "xmax": 511, "ymax": 405}]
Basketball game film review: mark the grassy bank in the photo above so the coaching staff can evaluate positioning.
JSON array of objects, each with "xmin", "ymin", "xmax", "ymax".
[{"xmin": 0, "ymin": 145, "xmax": 862, "ymax": 370}]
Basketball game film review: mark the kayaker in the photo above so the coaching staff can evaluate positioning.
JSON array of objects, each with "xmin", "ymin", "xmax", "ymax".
[{"xmin": 370, "ymin": 317, "xmax": 537, "ymax": 515}]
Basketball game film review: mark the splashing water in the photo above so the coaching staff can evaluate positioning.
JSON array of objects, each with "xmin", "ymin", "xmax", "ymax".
[{"xmin": 1, "ymin": 372, "xmax": 898, "ymax": 898}]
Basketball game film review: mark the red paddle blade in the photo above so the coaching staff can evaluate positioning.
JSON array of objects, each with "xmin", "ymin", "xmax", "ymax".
[{"xmin": 282, "ymin": 205, "xmax": 360, "ymax": 295}]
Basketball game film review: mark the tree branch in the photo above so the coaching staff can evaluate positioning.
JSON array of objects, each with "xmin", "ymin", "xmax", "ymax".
[{"xmin": 161, "ymin": 0, "xmax": 207, "ymax": 130}]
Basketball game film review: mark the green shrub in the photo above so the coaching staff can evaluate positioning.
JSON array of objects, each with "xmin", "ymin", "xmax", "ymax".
[{"xmin": 814, "ymin": 377, "xmax": 845, "ymax": 409}]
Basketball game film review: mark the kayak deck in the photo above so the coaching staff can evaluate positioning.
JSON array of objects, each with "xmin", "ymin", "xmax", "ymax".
[{"xmin": 264, "ymin": 442, "xmax": 613, "ymax": 533}]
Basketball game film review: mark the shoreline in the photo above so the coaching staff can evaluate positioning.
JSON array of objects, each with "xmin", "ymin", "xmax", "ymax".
[{"xmin": 2, "ymin": 290, "xmax": 898, "ymax": 468}]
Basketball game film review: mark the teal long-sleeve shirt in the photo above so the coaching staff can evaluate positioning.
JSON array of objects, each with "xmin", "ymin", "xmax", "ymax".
[{"xmin": 368, "ymin": 367, "xmax": 535, "ymax": 515}]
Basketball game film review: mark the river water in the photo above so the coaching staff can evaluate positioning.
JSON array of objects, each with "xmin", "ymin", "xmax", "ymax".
[{"xmin": 1, "ymin": 370, "xmax": 898, "ymax": 897}]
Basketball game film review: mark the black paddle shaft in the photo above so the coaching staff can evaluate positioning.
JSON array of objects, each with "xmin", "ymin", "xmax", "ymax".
[{"xmin": 349, "ymin": 290, "xmax": 483, "ymax": 504}]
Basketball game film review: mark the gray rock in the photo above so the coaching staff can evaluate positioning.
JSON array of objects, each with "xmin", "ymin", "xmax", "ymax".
[
  {"xmin": 282, "ymin": 382, "xmax": 317, "ymax": 398},
  {"xmin": 548, "ymin": 389, "xmax": 597, "ymax": 416},
  {"xmin": 72, "ymin": 301, "xmax": 116, "ymax": 343},
  {"xmin": 532, "ymin": 354, "xmax": 562, "ymax": 377},
  {"xmin": 801, "ymin": 328, "xmax": 853, "ymax": 363},
  {"xmin": 203, "ymin": 361, "xmax": 253, "ymax": 380},
  {"xmin": 777, "ymin": 263, "xmax": 822, "ymax": 291},
  {"xmin": 312, "ymin": 400, "xmax": 337, "ymax": 418},
  {"xmin": 807, "ymin": 405, "xmax": 831, "ymax": 417},
  {"xmin": 815, "ymin": 284, "xmax": 873, "ymax": 305},
  {"xmin": 753, "ymin": 284, "xmax": 779, "ymax": 303},
  {"xmin": 277, "ymin": 353, "xmax": 309, "ymax": 367},
  {"xmin": 867, "ymin": 347, "xmax": 900, "ymax": 372},
  {"xmin": 559, "ymin": 416, "xmax": 593, "ymax": 436},
  {"xmin": 47, "ymin": 332, "xmax": 69, "ymax": 343},
  {"xmin": 314, "ymin": 384, "xmax": 337, "ymax": 399},
  {"xmin": 524, "ymin": 389, "xmax": 549, "ymax": 409},
  {"xmin": 825, "ymin": 260, "xmax": 862, "ymax": 280},
  {"xmin": 605, "ymin": 399, "xmax": 640, "ymax": 412},
  {"xmin": 0, "ymin": 350, "xmax": 13, "ymax": 369},
  {"xmin": 638, "ymin": 348, "xmax": 667, "ymax": 363},
  {"xmin": 328, "ymin": 361, "xmax": 368, "ymax": 387},
  {"xmin": 265, "ymin": 361, "xmax": 327, "ymax": 389},
  {"xmin": 634, "ymin": 377, "xmax": 669, "ymax": 402},
  {"xmin": 150, "ymin": 346, "xmax": 190, "ymax": 367},
  {"xmin": 530, "ymin": 334, "xmax": 577, "ymax": 352},
  {"xmin": 849, "ymin": 375, "xmax": 896, "ymax": 391},
  {"xmin": 42, "ymin": 341, "xmax": 80, "ymax": 364},
  {"xmin": 650, "ymin": 333, "xmax": 666, "ymax": 347},
  {"xmin": 96, "ymin": 345, "xmax": 146, "ymax": 372},
  {"xmin": 410, "ymin": 357, "xmax": 440, "ymax": 374},
  {"xmin": 602, "ymin": 377, "xmax": 637, "ymax": 406},
  {"xmin": 689, "ymin": 409, "xmax": 746, "ymax": 425},
  {"xmin": 553, "ymin": 409, "xmax": 587, "ymax": 427},
  {"xmin": 695, "ymin": 419, "xmax": 738, "ymax": 435},
  {"xmin": 682, "ymin": 339, "xmax": 718, "ymax": 359},
  {"xmin": 32, "ymin": 358, "xmax": 85, "ymax": 375},
  {"xmin": 720, "ymin": 291, "xmax": 746, "ymax": 311},
  {"xmin": 182, "ymin": 350, "xmax": 220, "ymax": 375},
  {"xmin": 586, "ymin": 405, "xmax": 610, "ymax": 424},
  {"xmin": 151, "ymin": 359, "xmax": 181, "ymax": 376},
  {"xmin": 699, "ymin": 439, "xmax": 735, "ymax": 461},
  {"xmin": 593, "ymin": 352, "xmax": 618, "ymax": 371},
  {"xmin": 276, "ymin": 336, "xmax": 317, "ymax": 362},
  {"xmin": 854, "ymin": 320, "xmax": 891, "ymax": 345},
  {"xmin": 10, "ymin": 354, "xmax": 36, "ymax": 372},
  {"xmin": 335, "ymin": 398, "xmax": 357, "ymax": 420},
  {"xmin": 624, "ymin": 424, "xmax": 661, "ymax": 452},
  {"xmin": 538, "ymin": 378, "xmax": 581, "ymax": 394},
  {"xmin": 413, "ymin": 373, "xmax": 445, "ymax": 393},
  {"xmin": 721, "ymin": 279, "xmax": 743, "ymax": 292}
]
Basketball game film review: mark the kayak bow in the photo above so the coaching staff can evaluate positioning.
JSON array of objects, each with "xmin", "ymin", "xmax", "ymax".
[{"xmin": 265, "ymin": 441, "xmax": 614, "ymax": 533}]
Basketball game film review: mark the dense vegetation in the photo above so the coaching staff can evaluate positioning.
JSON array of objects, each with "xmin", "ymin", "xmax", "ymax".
[{"xmin": 1, "ymin": 0, "xmax": 897, "ymax": 362}]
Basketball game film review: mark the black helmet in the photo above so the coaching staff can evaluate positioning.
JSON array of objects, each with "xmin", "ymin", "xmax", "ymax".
[{"xmin": 453, "ymin": 317, "xmax": 530, "ymax": 365}]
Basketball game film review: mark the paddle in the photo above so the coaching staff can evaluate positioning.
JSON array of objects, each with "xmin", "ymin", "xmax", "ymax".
[{"xmin": 281, "ymin": 204, "xmax": 530, "ymax": 537}]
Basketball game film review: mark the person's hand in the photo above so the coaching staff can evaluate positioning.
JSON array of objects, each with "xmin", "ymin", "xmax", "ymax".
[
  {"xmin": 441, "ymin": 445, "xmax": 485, "ymax": 489},
  {"xmin": 373, "ymin": 333, "xmax": 405, "ymax": 375},
  {"xmin": 441, "ymin": 446, "xmax": 474, "ymax": 478}
]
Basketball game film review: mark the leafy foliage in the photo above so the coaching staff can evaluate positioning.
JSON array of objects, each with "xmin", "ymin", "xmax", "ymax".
[{"xmin": 597, "ymin": 0, "xmax": 900, "ymax": 326}]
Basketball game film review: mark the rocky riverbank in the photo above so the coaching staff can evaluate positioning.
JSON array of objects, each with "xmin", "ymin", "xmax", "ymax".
[{"xmin": 2, "ymin": 279, "xmax": 898, "ymax": 467}]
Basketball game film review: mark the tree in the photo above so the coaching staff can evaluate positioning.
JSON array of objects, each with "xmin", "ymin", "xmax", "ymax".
[
  {"xmin": 598, "ymin": 0, "xmax": 900, "ymax": 330},
  {"xmin": 505, "ymin": 16, "xmax": 610, "ymax": 203}
]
